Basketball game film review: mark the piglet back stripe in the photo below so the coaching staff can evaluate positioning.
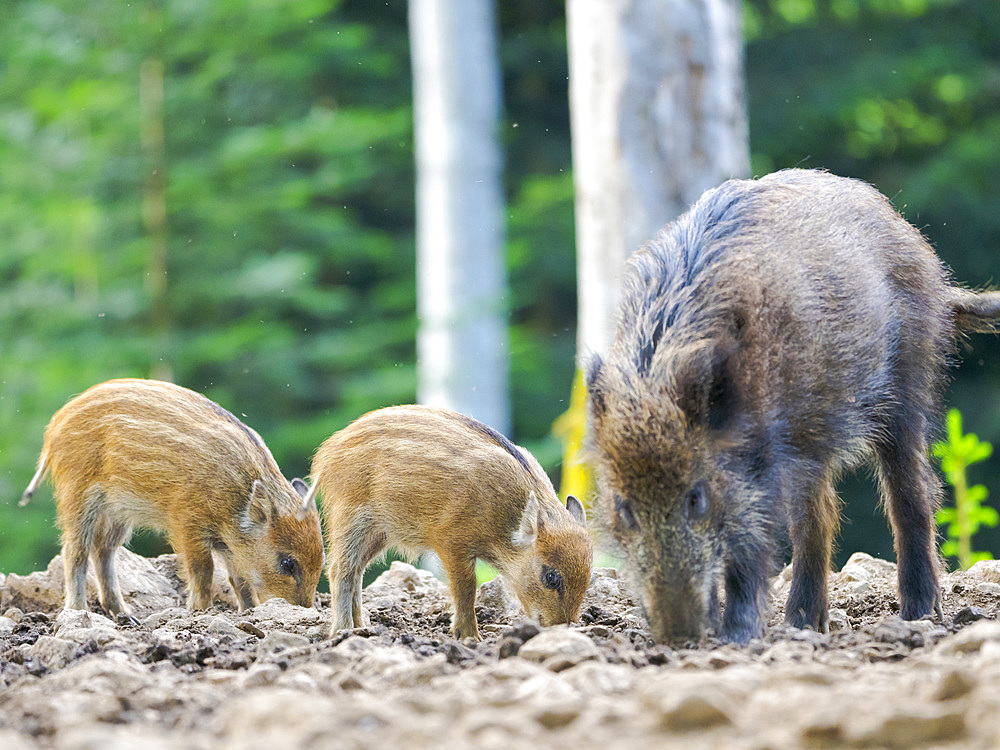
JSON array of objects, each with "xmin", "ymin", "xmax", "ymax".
[{"xmin": 451, "ymin": 412, "xmax": 532, "ymax": 474}]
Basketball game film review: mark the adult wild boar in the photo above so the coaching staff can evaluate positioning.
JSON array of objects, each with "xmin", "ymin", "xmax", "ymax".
[{"xmin": 586, "ymin": 169, "xmax": 1000, "ymax": 644}]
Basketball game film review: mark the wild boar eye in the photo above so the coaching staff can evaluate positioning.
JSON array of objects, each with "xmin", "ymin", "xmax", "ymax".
[
  {"xmin": 278, "ymin": 554, "xmax": 299, "ymax": 577},
  {"xmin": 686, "ymin": 484, "xmax": 709, "ymax": 520},
  {"xmin": 615, "ymin": 497, "xmax": 640, "ymax": 531},
  {"xmin": 541, "ymin": 566, "xmax": 563, "ymax": 591}
]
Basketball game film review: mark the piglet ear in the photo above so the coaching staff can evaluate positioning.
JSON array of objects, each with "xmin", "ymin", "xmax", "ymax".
[
  {"xmin": 297, "ymin": 477, "xmax": 319, "ymax": 519},
  {"xmin": 246, "ymin": 479, "xmax": 274, "ymax": 527},
  {"xmin": 513, "ymin": 491, "xmax": 539, "ymax": 548},
  {"xmin": 566, "ymin": 495, "xmax": 586, "ymax": 527}
]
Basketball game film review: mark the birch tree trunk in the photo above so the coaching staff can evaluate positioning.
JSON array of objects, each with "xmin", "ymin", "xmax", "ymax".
[
  {"xmin": 567, "ymin": 0, "xmax": 750, "ymax": 356},
  {"xmin": 409, "ymin": 0, "xmax": 510, "ymax": 434},
  {"xmin": 140, "ymin": 53, "xmax": 172, "ymax": 383}
]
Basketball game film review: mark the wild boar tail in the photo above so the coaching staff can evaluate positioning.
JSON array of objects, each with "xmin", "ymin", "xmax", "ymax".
[
  {"xmin": 950, "ymin": 288, "xmax": 1000, "ymax": 333},
  {"xmin": 19, "ymin": 449, "xmax": 50, "ymax": 507}
]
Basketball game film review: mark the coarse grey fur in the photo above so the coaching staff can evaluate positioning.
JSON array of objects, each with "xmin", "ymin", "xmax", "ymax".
[{"xmin": 586, "ymin": 168, "xmax": 1000, "ymax": 644}]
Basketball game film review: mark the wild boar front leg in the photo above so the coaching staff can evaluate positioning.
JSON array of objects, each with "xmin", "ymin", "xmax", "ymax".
[
  {"xmin": 785, "ymin": 472, "xmax": 839, "ymax": 633},
  {"xmin": 214, "ymin": 545, "xmax": 256, "ymax": 610},
  {"xmin": 228, "ymin": 573, "xmax": 256, "ymax": 610},
  {"xmin": 440, "ymin": 551, "xmax": 479, "ymax": 641},
  {"xmin": 721, "ymin": 535, "xmax": 771, "ymax": 644},
  {"xmin": 173, "ymin": 532, "xmax": 215, "ymax": 610}
]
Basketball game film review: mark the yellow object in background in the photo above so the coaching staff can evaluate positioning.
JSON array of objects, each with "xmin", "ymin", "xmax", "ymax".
[{"xmin": 553, "ymin": 370, "xmax": 594, "ymax": 509}]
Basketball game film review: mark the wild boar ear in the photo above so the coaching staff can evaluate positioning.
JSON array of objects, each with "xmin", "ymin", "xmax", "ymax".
[
  {"xmin": 246, "ymin": 479, "xmax": 274, "ymax": 528},
  {"xmin": 297, "ymin": 478, "xmax": 319, "ymax": 519},
  {"xmin": 565, "ymin": 495, "xmax": 586, "ymax": 527},
  {"xmin": 291, "ymin": 478, "xmax": 309, "ymax": 498},
  {"xmin": 513, "ymin": 491, "xmax": 540, "ymax": 548},
  {"xmin": 675, "ymin": 337, "xmax": 738, "ymax": 430},
  {"xmin": 585, "ymin": 354, "xmax": 606, "ymax": 418}
]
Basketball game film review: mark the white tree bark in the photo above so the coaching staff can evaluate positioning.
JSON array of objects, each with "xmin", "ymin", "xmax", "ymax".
[
  {"xmin": 567, "ymin": 0, "xmax": 750, "ymax": 356},
  {"xmin": 410, "ymin": 0, "xmax": 510, "ymax": 434}
]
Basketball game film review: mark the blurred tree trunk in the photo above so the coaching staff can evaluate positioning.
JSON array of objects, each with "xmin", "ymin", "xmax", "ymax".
[
  {"xmin": 409, "ymin": 0, "xmax": 510, "ymax": 434},
  {"xmin": 558, "ymin": 0, "xmax": 749, "ymax": 503},
  {"xmin": 567, "ymin": 0, "xmax": 750, "ymax": 356},
  {"xmin": 140, "ymin": 53, "xmax": 172, "ymax": 382}
]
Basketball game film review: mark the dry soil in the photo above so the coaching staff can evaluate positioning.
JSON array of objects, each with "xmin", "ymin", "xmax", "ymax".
[{"xmin": 3, "ymin": 549, "xmax": 1000, "ymax": 749}]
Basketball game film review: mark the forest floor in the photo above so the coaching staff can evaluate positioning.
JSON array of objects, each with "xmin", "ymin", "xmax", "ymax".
[{"xmin": 2, "ymin": 549, "xmax": 1000, "ymax": 749}]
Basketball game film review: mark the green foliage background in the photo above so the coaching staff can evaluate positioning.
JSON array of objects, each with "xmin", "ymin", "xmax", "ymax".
[{"xmin": 1, "ymin": 0, "xmax": 998, "ymax": 575}]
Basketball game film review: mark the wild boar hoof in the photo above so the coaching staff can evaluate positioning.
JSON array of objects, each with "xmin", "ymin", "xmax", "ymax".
[
  {"xmin": 452, "ymin": 626, "xmax": 481, "ymax": 642},
  {"xmin": 720, "ymin": 620, "xmax": 764, "ymax": 646},
  {"xmin": 900, "ymin": 590, "xmax": 941, "ymax": 621},
  {"xmin": 784, "ymin": 603, "xmax": 828, "ymax": 634}
]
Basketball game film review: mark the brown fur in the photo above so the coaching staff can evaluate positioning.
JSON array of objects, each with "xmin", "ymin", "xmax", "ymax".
[
  {"xmin": 21, "ymin": 379, "xmax": 324, "ymax": 617},
  {"xmin": 310, "ymin": 405, "xmax": 592, "ymax": 640}
]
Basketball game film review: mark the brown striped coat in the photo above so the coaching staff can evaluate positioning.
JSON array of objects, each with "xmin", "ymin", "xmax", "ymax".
[
  {"xmin": 21, "ymin": 379, "xmax": 324, "ymax": 618},
  {"xmin": 309, "ymin": 405, "xmax": 592, "ymax": 640}
]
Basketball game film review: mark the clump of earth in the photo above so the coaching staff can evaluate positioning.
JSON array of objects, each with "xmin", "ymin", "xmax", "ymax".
[{"xmin": 2, "ymin": 548, "xmax": 1000, "ymax": 749}]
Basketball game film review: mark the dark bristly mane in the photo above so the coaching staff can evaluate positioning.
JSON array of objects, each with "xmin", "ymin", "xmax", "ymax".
[{"xmin": 629, "ymin": 180, "xmax": 753, "ymax": 376}]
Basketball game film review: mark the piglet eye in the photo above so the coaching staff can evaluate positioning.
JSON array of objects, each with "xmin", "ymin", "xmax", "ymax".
[
  {"xmin": 686, "ymin": 484, "xmax": 709, "ymax": 520},
  {"xmin": 541, "ymin": 566, "xmax": 562, "ymax": 591},
  {"xmin": 279, "ymin": 554, "xmax": 299, "ymax": 577},
  {"xmin": 615, "ymin": 497, "xmax": 640, "ymax": 531}
]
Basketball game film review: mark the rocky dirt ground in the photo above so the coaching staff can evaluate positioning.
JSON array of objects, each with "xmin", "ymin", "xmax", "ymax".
[{"xmin": 2, "ymin": 550, "xmax": 1000, "ymax": 749}]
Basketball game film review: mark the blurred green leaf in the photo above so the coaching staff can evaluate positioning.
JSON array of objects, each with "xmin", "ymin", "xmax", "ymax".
[{"xmin": 932, "ymin": 408, "xmax": 996, "ymax": 569}]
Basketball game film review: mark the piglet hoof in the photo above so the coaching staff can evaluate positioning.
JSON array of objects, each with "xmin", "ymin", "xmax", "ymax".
[
  {"xmin": 328, "ymin": 626, "xmax": 352, "ymax": 640},
  {"xmin": 451, "ymin": 626, "xmax": 481, "ymax": 643}
]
